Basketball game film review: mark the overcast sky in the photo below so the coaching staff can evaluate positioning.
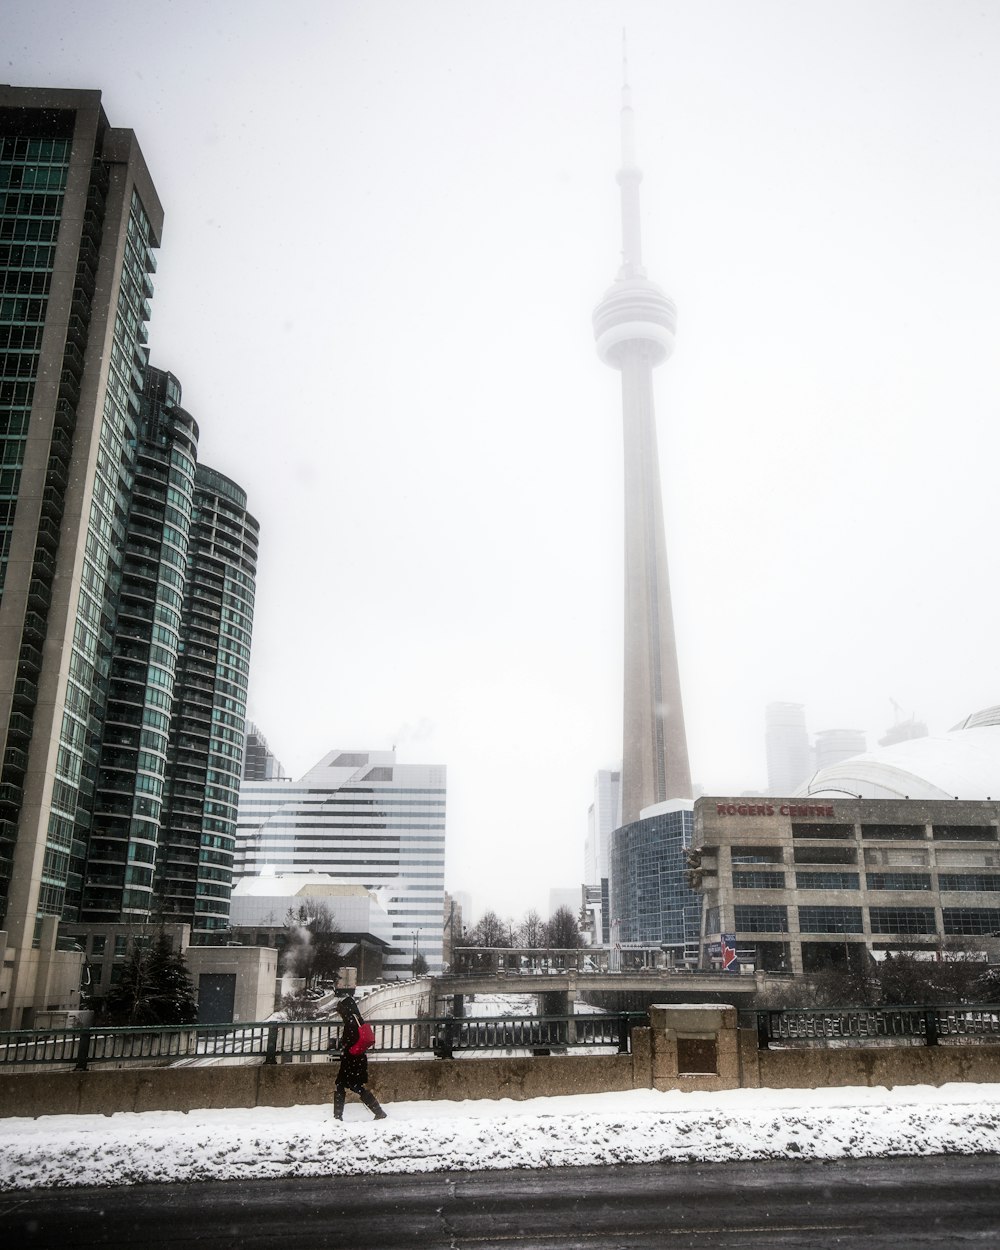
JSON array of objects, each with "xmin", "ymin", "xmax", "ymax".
[{"xmin": 7, "ymin": 1, "xmax": 1000, "ymax": 922}]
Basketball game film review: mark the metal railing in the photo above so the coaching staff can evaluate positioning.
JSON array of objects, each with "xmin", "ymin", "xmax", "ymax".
[
  {"xmin": 752, "ymin": 1004, "xmax": 1000, "ymax": 1049},
  {"xmin": 0, "ymin": 1011, "xmax": 643, "ymax": 1073}
]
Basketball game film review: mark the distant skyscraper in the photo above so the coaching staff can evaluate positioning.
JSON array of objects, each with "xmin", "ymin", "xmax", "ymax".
[
  {"xmin": 593, "ymin": 59, "xmax": 691, "ymax": 825},
  {"xmin": 584, "ymin": 767, "xmax": 620, "ymax": 943},
  {"xmin": 765, "ymin": 702, "xmax": 812, "ymax": 794},
  {"xmin": 242, "ymin": 722, "xmax": 286, "ymax": 781},
  {"xmin": 548, "ymin": 886, "xmax": 581, "ymax": 920},
  {"xmin": 234, "ymin": 750, "xmax": 446, "ymax": 977},
  {"xmin": 813, "ymin": 727, "xmax": 867, "ymax": 772}
]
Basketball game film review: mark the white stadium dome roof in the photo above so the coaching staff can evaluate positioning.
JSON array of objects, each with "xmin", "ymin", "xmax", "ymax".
[{"xmin": 796, "ymin": 711, "xmax": 1000, "ymax": 801}]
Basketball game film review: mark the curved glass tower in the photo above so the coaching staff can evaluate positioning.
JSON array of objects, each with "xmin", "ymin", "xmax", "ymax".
[
  {"xmin": 81, "ymin": 368, "xmax": 198, "ymax": 922},
  {"xmin": 159, "ymin": 465, "xmax": 258, "ymax": 934}
]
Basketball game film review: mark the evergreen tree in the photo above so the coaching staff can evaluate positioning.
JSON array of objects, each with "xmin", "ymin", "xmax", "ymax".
[
  {"xmin": 145, "ymin": 933, "xmax": 198, "ymax": 1024},
  {"xmin": 105, "ymin": 932, "xmax": 197, "ymax": 1026}
]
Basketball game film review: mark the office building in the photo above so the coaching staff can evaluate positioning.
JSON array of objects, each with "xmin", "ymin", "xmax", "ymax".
[
  {"xmin": 242, "ymin": 722, "xmax": 286, "ymax": 782},
  {"xmin": 584, "ymin": 766, "xmax": 620, "ymax": 944},
  {"xmin": 694, "ymin": 794, "xmax": 1000, "ymax": 975},
  {"xmin": 0, "ymin": 90, "xmax": 257, "ymax": 1025},
  {"xmin": 234, "ymin": 749, "xmax": 446, "ymax": 978},
  {"xmin": 609, "ymin": 800, "xmax": 700, "ymax": 961}
]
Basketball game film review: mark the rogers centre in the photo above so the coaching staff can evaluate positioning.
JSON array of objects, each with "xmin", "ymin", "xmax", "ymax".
[{"xmin": 692, "ymin": 795, "xmax": 1000, "ymax": 976}]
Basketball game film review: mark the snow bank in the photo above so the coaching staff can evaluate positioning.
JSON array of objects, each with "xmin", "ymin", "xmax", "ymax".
[{"xmin": 4, "ymin": 1084, "xmax": 1000, "ymax": 1190}]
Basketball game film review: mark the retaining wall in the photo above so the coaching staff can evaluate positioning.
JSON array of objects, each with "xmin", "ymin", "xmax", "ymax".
[
  {"xmin": 0, "ymin": 1052, "xmax": 640, "ymax": 1119},
  {"xmin": 6, "ymin": 1003, "xmax": 1000, "ymax": 1119}
]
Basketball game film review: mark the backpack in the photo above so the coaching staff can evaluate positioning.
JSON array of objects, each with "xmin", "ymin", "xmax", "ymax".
[{"xmin": 348, "ymin": 1021, "xmax": 376, "ymax": 1055}]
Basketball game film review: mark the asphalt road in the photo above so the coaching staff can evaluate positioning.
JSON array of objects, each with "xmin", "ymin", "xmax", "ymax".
[{"xmin": 4, "ymin": 1155, "xmax": 1000, "ymax": 1248}]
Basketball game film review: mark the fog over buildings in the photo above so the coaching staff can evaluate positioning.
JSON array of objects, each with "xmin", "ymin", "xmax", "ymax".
[{"xmin": 6, "ymin": 1, "xmax": 1000, "ymax": 920}]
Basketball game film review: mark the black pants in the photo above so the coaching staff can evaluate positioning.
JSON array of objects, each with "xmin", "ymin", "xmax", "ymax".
[{"xmin": 333, "ymin": 1081, "xmax": 385, "ymax": 1119}]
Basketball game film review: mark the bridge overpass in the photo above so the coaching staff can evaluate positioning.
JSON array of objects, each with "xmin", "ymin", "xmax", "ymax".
[{"xmin": 426, "ymin": 968, "xmax": 786, "ymax": 1016}]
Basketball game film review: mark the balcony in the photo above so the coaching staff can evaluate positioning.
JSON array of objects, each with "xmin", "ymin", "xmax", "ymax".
[{"xmin": 12, "ymin": 676, "xmax": 38, "ymax": 707}]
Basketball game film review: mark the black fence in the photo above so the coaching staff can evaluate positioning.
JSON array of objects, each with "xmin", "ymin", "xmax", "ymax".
[
  {"xmin": 0, "ymin": 1011, "xmax": 643, "ymax": 1073},
  {"xmin": 752, "ymin": 1004, "xmax": 1000, "ymax": 1049}
]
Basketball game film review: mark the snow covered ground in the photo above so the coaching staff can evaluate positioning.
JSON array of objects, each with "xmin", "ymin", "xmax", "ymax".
[{"xmin": 4, "ymin": 1082, "xmax": 1000, "ymax": 1190}]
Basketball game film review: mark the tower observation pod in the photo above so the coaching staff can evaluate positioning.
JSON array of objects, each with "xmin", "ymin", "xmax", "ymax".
[{"xmin": 593, "ymin": 60, "xmax": 692, "ymax": 824}]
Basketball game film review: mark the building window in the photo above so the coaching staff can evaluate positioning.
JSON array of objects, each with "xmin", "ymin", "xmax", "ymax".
[
  {"xmin": 933, "ymin": 826, "xmax": 998, "ymax": 842},
  {"xmin": 939, "ymin": 874, "xmax": 1000, "ymax": 892},
  {"xmin": 732, "ymin": 871, "xmax": 785, "ymax": 890},
  {"xmin": 942, "ymin": 908, "xmax": 1000, "ymax": 936},
  {"xmin": 796, "ymin": 872, "xmax": 860, "ymax": 891},
  {"xmin": 869, "ymin": 907, "xmax": 937, "ymax": 934},
  {"xmin": 861, "ymin": 825, "xmax": 926, "ymax": 841},
  {"xmin": 866, "ymin": 873, "xmax": 932, "ymax": 891},
  {"xmin": 730, "ymin": 846, "xmax": 783, "ymax": 864},
  {"xmin": 798, "ymin": 906, "xmax": 863, "ymax": 933},
  {"xmin": 793, "ymin": 845, "xmax": 857, "ymax": 865},
  {"xmin": 791, "ymin": 824, "xmax": 854, "ymax": 839},
  {"xmin": 734, "ymin": 905, "xmax": 788, "ymax": 933}
]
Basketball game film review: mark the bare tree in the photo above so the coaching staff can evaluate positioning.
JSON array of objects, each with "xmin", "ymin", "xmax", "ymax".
[
  {"xmin": 460, "ymin": 910, "xmax": 512, "ymax": 948},
  {"xmin": 517, "ymin": 909, "xmax": 546, "ymax": 949},
  {"xmin": 281, "ymin": 901, "xmax": 343, "ymax": 987},
  {"xmin": 544, "ymin": 906, "xmax": 583, "ymax": 949}
]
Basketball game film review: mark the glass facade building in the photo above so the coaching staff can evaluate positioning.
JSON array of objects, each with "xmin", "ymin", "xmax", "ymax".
[
  {"xmin": 81, "ymin": 368, "xmax": 198, "ymax": 923},
  {"xmin": 159, "ymin": 465, "xmax": 258, "ymax": 934},
  {"xmin": 608, "ymin": 801, "xmax": 700, "ymax": 958},
  {"xmin": 0, "ymin": 90, "xmax": 167, "ymax": 1025},
  {"xmin": 0, "ymin": 91, "xmax": 257, "ymax": 1024},
  {"xmin": 235, "ymin": 750, "xmax": 446, "ymax": 977}
]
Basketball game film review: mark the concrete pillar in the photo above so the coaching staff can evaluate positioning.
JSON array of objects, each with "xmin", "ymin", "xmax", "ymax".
[{"xmin": 648, "ymin": 1003, "xmax": 740, "ymax": 1092}]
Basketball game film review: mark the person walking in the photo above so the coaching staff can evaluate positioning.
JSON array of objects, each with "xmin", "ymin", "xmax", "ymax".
[{"xmin": 331, "ymin": 995, "xmax": 387, "ymax": 1121}]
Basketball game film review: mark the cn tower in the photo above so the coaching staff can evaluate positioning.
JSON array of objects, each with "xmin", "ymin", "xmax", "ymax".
[{"xmin": 593, "ymin": 57, "xmax": 692, "ymax": 824}]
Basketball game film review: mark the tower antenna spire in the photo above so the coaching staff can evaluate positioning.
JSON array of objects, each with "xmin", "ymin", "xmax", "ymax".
[
  {"xmin": 617, "ymin": 28, "xmax": 642, "ymax": 274},
  {"xmin": 622, "ymin": 26, "xmax": 629, "ymax": 92}
]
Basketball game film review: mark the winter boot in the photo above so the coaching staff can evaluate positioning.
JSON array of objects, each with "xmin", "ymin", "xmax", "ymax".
[
  {"xmin": 360, "ymin": 1089, "xmax": 387, "ymax": 1120},
  {"xmin": 333, "ymin": 1086, "xmax": 346, "ymax": 1120}
]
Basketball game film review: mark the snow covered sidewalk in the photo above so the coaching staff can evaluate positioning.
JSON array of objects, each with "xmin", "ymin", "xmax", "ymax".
[{"xmin": 3, "ymin": 1083, "xmax": 1000, "ymax": 1190}]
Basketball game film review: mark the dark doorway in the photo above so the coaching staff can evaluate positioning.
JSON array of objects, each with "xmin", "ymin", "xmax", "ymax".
[{"xmin": 197, "ymin": 973, "xmax": 236, "ymax": 1024}]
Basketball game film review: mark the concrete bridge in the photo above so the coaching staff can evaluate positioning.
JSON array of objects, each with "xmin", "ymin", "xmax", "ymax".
[
  {"xmin": 356, "ymin": 947, "xmax": 792, "ymax": 1021},
  {"xmin": 428, "ymin": 969, "xmax": 782, "ymax": 1015}
]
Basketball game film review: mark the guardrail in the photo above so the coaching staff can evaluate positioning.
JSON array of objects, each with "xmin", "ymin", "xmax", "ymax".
[
  {"xmin": 751, "ymin": 1004, "xmax": 1000, "ymax": 1049},
  {"xmin": 0, "ymin": 1011, "xmax": 644, "ymax": 1073}
]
